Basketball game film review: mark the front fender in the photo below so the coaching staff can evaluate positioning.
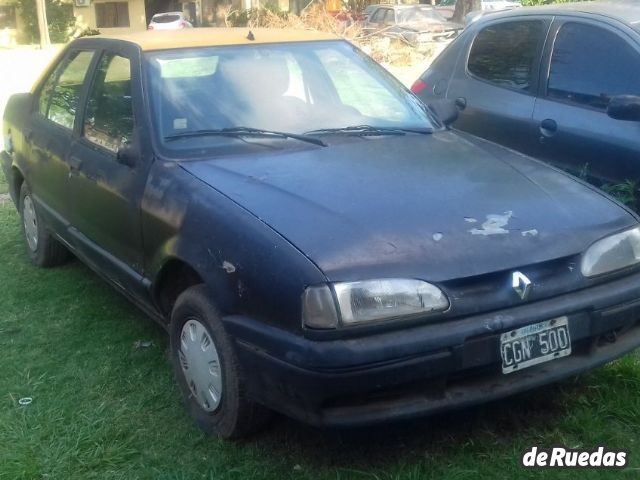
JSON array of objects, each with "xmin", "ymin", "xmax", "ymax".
[{"xmin": 141, "ymin": 160, "xmax": 328, "ymax": 333}]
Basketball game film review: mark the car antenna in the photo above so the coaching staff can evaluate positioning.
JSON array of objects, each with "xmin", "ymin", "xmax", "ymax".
[{"xmin": 246, "ymin": 30, "xmax": 255, "ymax": 41}]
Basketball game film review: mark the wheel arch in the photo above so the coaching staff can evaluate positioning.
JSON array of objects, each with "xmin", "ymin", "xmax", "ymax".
[
  {"xmin": 10, "ymin": 165, "xmax": 24, "ymax": 204},
  {"xmin": 152, "ymin": 257, "xmax": 206, "ymax": 320}
]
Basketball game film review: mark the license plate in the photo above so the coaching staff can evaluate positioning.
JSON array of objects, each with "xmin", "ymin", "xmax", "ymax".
[{"xmin": 500, "ymin": 317, "xmax": 571, "ymax": 374}]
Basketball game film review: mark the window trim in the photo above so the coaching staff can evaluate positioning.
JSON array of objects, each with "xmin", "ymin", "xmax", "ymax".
[
  {"xmin": 539, "ymin": 16, "xmax": 640, "ymax": 113},
  {"xmin": 464, "ymin": 16, "xmax": 551, "ymax": 97}
]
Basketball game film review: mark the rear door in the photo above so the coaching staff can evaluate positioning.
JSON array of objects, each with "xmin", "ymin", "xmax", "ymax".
[
  {"xmin": 446, "ymin": 17, "xmax": 549, "ymax": 153},
  {"xmin": 67, "ymin": 43, "xmax": 150, "ymax": 298},
  {"xmin": 532, "ymin": 19, "xmax": 640, "ymax": 184},
  {"xmin": 27, "ymin": 49, "xmax": 96, "ymax": 234}
]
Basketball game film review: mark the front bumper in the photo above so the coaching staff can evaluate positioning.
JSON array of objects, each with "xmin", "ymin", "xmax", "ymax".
[{"xmin": 226, "ymin": 270, "xmax": 640, "ymax": 427}]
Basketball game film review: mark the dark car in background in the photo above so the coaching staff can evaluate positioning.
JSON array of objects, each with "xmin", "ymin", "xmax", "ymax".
[
  {"xmin": 4, "ymin": 28, "xmax": 640, "ymax": 440},
  {"xmin": 363, "ymin": 4, "xmax": 463, "ymax": 44},
  {"xmin": 412, "ymin": 1, "xmax": 640, "ymax": 185}
]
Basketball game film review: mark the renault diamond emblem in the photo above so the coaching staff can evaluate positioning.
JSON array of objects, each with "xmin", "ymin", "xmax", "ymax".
[{"xmin": 512, "ymin": 271, "xmax": 532, "ymax": 300}]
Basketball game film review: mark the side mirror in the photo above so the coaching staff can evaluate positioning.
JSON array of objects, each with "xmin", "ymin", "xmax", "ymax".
[
  {"xmin": 116, "ymin": 142, "xmax": 138, "ymax": 168},
  {"xmin": 607, "ymin": 95, "xmax": 640, "ymax": 121},
  {"xmin": 429, "ymin": 99, "xmax": 459, "ymax": 127}
]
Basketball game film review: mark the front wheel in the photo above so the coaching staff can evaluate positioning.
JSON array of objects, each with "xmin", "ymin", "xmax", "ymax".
[
  {"xmin": 170, "ymin": 284, "xmax": 271, "ymax": 438},
  {"xmin": 19, "ymin": 183, "xmax": 69, "ymax": 267}
]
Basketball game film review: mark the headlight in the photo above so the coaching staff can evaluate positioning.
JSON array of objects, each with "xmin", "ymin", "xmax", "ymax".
[
  {"xmin": 581, "ymin": 226, "xmax": 640, "ymax": 277},
  {"xmin": 302, "ymin": 279, "xmax": 449, "ymax": 329}
]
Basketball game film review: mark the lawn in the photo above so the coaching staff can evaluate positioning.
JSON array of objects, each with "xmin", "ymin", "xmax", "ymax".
[
  {"xmin": 0, "ymin": 167, "xmax": 7, "ymax": 195},
  {"xmin": 1, "ymin": 201, "xmax": 640, "ymax": 480}
]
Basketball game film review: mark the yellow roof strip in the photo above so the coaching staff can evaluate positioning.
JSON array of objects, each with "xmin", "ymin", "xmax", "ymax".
[{"xmin": 101, "ymin": 28, "xmax": 339, "ymax": 51}]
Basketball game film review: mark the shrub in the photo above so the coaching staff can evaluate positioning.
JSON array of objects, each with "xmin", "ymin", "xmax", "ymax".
[{"xmin": 602, "ymin": 180, "xmax": 639, "ymax": 211}]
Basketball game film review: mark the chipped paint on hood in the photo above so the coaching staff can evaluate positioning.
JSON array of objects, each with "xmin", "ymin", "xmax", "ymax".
[
  {"xmin": 470, "ymin": 211, "xmax": 513, "ymax": 236},
  {"xmin": 182, "ymin": 132, "xmax": 637, "ymax": 283}
]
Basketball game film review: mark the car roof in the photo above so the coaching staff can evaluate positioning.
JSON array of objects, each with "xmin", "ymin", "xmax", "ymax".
[
  {"xmin": 152, "ymin": 11, "xmax": 183, "ymax": 17},
  {"xmin": 84, "ymin": 28, "xmax": 338, "ymax": 52},
  {"xmin": 474, "ymin": 1, "xmax": 640, "ymax": 30}
]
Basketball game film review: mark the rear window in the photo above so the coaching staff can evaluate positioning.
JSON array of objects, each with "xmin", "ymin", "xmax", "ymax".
[
  {"xmin": 153, "ymin": 14, "xmax": 180, "ymax": 23},
  {"xmin": 467, "ymin": 20, "xmax": 544, "ymax": 92}
]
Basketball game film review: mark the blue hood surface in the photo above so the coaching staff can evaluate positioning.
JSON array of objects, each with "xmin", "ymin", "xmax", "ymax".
[{"xmin": 182, "ymin": 131, "xmax": 636, "ymax": 282}]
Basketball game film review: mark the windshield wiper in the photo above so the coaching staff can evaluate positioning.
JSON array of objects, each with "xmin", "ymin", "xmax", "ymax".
[
  {"xmin": 164, "ymin": 127, "xmax": 327, "ymax": 147},
  {"xmin": 304, "ymin": 125, "xmax": 433, "ymax": 136}
]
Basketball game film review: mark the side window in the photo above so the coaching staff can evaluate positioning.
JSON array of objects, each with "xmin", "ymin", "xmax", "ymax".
[
  {"xmin": 38, "ymin": 63, "xmax": 64, "ymax": 117},
  {"xmin": 547, "ymin": 22, "xmax": 640, "ymax": 110},
  {"xmin": 83, "ymin": 53, "xmax": 133, "ymax": 154},
  {"xmin": 370, "ymin": 9, "xmax": 384, "ymax": 23},
  {"xmin": 383, "ymin": 9, "xmax": 395, "ymax": 25},
  {"xmin": 468, "ymin": 20, "xmax": 544, "ymax": 92},
  {"xmin": 40, "ymin": 51, "xmax": 94, "ymax": 129}
]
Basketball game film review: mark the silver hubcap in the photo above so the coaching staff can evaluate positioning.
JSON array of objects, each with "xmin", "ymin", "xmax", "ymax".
[
  {"xmin": 22, "ymin": 195, "xmax": 38, "ymax": 252},
  {"xmin": 179, "ymin": 319, "xmax": 223, "ymax": 412}
]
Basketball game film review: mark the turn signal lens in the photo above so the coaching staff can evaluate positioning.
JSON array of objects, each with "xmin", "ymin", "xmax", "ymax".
[{"xmin": 411, "ymin": 79, "xmax": 428, "ymax": 94}]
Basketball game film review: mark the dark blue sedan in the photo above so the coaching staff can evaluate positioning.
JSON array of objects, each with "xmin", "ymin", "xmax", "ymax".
[{"xmin": 3, "ymin": 28, "xmax": 640, "ymax": 438}]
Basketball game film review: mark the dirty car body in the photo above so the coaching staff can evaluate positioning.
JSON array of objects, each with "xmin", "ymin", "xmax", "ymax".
[{"xmin": 3, "ymin": 29, "xmax": 640, "ymax": 435}]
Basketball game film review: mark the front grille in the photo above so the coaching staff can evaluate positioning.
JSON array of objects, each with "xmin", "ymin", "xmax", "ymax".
[{"xmin": 440, "ymin": 254, "xmax": 586, "ymax": 318}]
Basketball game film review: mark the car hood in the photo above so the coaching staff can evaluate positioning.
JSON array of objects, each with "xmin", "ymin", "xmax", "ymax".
[
  {"xmin": 401, "ymin": 20, "xmax": 462, "ymax": 31},
  {"xmin": 182, "ymin": 132, "xmax": 637, "ymax": 283}
]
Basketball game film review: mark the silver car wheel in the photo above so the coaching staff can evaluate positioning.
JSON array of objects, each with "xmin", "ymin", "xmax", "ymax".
[
  {"xmin": 179, "ymin": 318, "xmax": 223, "ymax": 412},
  {"xmin": 22, "ymin": 195, "xmax": 39, "ymax": 252}
]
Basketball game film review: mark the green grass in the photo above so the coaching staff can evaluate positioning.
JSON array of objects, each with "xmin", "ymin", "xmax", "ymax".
[
  {"xmin": 0, "ymin": 167, "xmax": 7, "ymax": 195},
  {"xmin": 2, "ymin": 201, "xmax": 640, "ymax": 479}
]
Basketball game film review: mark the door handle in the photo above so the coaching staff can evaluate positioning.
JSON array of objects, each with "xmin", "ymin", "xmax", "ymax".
[
  {"xmin": 69, "ymin": 156, "xmax": 83, "ymax": 170},
  {"xmin": 539, "ymin": 118, "xmax": 558, "ymax": 138},
  {"xmin": 455, "ymin": 97, "xmax": 467, "ymax": 110}
]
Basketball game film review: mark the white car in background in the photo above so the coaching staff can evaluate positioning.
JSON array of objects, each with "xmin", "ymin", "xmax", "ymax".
[{"xmin": 148, "ymin": 12, "xmax": 193, "ymax": 30}]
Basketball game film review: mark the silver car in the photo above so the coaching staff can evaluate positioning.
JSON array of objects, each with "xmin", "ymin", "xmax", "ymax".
[{"xmin": 363, "ymin": 5, "xmax": 463, "ymax": 44}]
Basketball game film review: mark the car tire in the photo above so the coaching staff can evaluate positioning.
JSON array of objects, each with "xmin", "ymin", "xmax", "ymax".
[
  {"xmin": 19, "ymin": 183, "xmax": 70, "ymax": 267},
  {"xmin": 170, "ymin": 284, "xmax": 271, "ymax": 439}
]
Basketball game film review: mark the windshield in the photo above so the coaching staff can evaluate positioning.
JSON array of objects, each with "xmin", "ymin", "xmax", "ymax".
[
  {"xmin": 398, "ymin": 7, "xmax": 447, "ymax": 24},
  {"xmin": 152, "ymin": 14, "xmax": 181, "ymax": 23},
  {"xmin": 144, "ymin": 40, "xmax": 436, "ymax": 155}
]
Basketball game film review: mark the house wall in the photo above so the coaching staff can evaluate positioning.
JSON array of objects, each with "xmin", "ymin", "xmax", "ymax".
[{"xmin": 73, "ymin": 0, "xmax": 147, "ymax": 34}]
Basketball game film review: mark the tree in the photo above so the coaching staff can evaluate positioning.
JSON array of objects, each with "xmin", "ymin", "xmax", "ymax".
[
  {"xmin": 35, "ymin": 0, "xmax": 50, "ymax": 47},
  {"xmin": 451, "ymin": 0, "xmax": 480, "ymax": 23},
  {"xmin": 14, "ymin": 0, "xmax": 75, "ymax": 44}
]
